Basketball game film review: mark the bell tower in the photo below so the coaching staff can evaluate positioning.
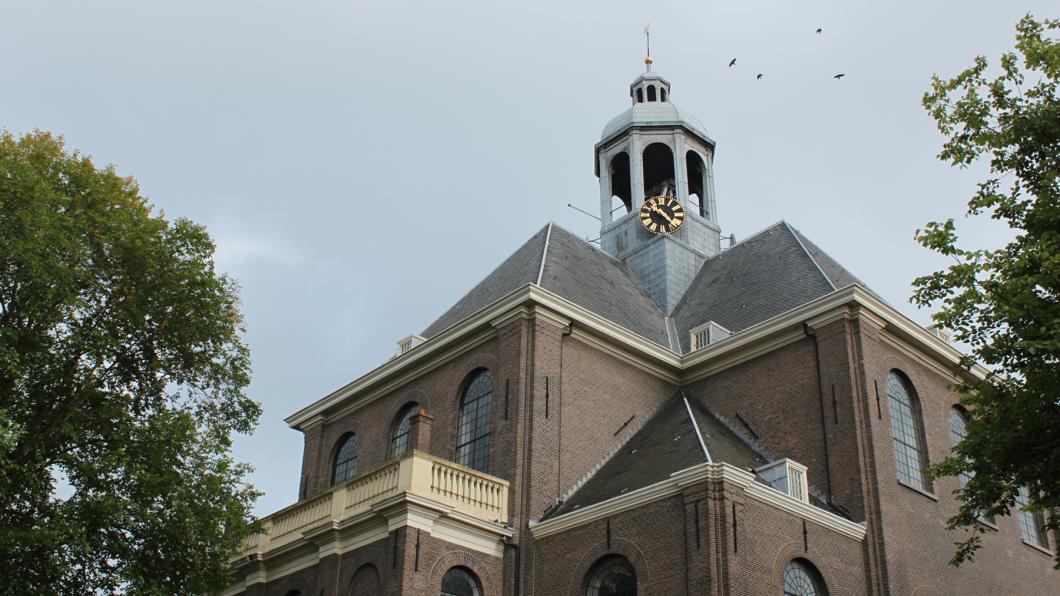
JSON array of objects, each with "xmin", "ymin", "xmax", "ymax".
[{"xmin": 595, "ymin": 57, "xmax": 721, "ymax": 313}]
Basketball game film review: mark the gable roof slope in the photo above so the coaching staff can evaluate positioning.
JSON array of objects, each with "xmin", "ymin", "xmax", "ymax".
[
  {"xmin": 422, "ymin": 225, "xmax": 549, "ymax": 338},
  {"xmin": 671, "ymin": 222, "xmax": 839, "ymax": 353}
]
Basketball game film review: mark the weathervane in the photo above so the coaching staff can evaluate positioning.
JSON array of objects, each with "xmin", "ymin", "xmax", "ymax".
[{"xmin": 644, "ymin": 22, "xmax": 653, "ymax": 70}]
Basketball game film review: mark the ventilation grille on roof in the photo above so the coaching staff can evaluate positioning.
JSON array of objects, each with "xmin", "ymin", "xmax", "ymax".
[
  {"xmin": 395, "ymin": 334, "xmax": 425, "ymax": 357},
  {"xmin": 690, "ymin": 321, "xmax": 731, "ymax": 351},
  {"xmin": 755, "ymin": 459, "xmax": 809, "ymax": 503}
]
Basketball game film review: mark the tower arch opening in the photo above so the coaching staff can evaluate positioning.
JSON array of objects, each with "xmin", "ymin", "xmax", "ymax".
[
  {"xmin": 643, "ymin": 143, "xmax": 675, "ymax": 199},
  {"xmin": 646, "ymin": 85, "xmax": 657, "ymax": 101},
  {"xmin": 609, "ymin": 152, "xmax": 632, "ymax": 214},
  {"xmin": 686, "ymin": 150, "xmax": 707, "ymax": 217},
  {"xmin": 635, "ymin": 88, "xmax": 643, "ymax": 103},
  {"xmin": 660, "ymin": 87, "xmax": 667, "ymax": 102}
]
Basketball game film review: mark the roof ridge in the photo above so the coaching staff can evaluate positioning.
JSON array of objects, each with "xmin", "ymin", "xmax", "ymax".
[
  {"xmin": 670, "ymin": 220, "xmax": 789, "ymax": 315},
  {"xmin": 782, "ymin": 222, "xmax": 837, "ymax": 292},
  {"xmin": 536, "ymin": 222, "xmax": 553, "ymax": 285}
]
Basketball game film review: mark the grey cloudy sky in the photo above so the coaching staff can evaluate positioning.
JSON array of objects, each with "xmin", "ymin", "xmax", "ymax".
[{"xmin": 4, "ymin": 0, "xmax": 1052, "ymax": 516}]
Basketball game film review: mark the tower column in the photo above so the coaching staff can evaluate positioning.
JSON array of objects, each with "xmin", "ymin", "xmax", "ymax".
[
  {"xmin": 705, "ymin": 153, "xmax": 718, "ymax": 224},
  {"xmin": 630, "ymin": 134, "xmax": 645, "ymax": 209},
  {"xmin": 673, "ymin": 132, "xmax": 689, "ymax": 208},
  {"xmin": 599, "ymin": 153, "xmax": 613, "ymax": 225}
]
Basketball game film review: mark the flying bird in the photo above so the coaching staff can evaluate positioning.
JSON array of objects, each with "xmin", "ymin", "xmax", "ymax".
[
  {"xmin": 816, "ymin": 28, "xmax": 822, "ymax": 34},
  {"xmin": 834, "ymin": 73, "xmax": 846, "ymax": 79},
  {"xmin": 756, "ymin": 73, "xmax": 763, "ymax": 80},
  {"xmin": 728, "ymin": 58, "xmax": 737, "ymax": 67}
]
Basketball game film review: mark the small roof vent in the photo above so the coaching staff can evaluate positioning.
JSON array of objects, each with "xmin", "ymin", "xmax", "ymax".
[
  {"xmin": 690, "ymin": 321, "xmax": 731, "ymax": 351},
  {"xmin": 926, "ymin": 324, "xmax": 952, "ymax": 344},
  {"xmin": 755, "ymin": 458, "xmax": 809, "ymax": 504},
  {"xmin": 395, "ymin": 334, "xmax": 425, "ymax": 358}
]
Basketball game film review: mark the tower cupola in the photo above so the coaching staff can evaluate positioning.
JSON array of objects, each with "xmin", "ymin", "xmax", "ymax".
[{"xmin": 593, "ymin": 63, "xmax": 722, "ymax": 313}]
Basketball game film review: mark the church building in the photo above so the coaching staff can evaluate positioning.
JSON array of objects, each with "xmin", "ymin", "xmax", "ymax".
[{"xmin": 225, "ymin": 58, "xmax": 1059, "ymax": 595}]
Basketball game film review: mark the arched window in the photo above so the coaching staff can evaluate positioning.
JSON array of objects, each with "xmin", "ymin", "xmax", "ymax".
[
  {"xmin": 351, "ymin": 564, "xmax": 381, "ymax": 595},
  {"xmin": 947, "ymin": 407, "xmax": 972, "ymax": 490},
  {"xmin": 685, "ymin": 150, "xmax": 707, "ymax": 217},
  {"xmin": 1015, "ymin": 486, "xmax": 1049, "ymax": 548},
  {"xmin": 441, "ymin": 567, "xmax": 481, "ymax": 596},
  {"xmin": 646, "ymin": 85, "xmax": 657, "ymax": 101},
  {"xmin": 456, "ymin": 371, "xmax": 493, "ymax": 473},
  {"xmin": 642, "ymin": 143, "xmax": 675, "ymax": 199},
  {"xmin": 390, "ymin": 402, "xmax": 421, "ymax": 458},
  {"xmin": 609, "ymin": 152, "xmax": 632, "ymax": 214},
  {"xmin": 635, "ymin": 88, "xmax": 643, "ymax": 103},
  {"xmin": 782, "ymin": 559, "xmax": 826, "ymax": 596},
  {"xmin": 886, "ymin": 371, "xmax": 931, "ymax": 491},
  {"xmin": 660, "ymin": 87, "xmax": 667, "ymax": 102},
  {"xmin": 585, "ymin": 555, "xmax": 636, "ymax": 596},
  {"xmin": 331, "ymin": 433, "xmax": 359, "ymax": 485}
]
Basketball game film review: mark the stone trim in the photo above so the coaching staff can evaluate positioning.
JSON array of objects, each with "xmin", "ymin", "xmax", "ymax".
[{"xmin": 529, "ymin": 462, "xmax": 867, "ymax": 542}]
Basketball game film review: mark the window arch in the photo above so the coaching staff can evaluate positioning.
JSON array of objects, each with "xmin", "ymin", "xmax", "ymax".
[
  {"xmin": 441, "ymin": 567, "xmax": 481, "ymax": 596},
  {"xmin": 609, "ymin": 152, "xmax": 632, "ymax": 214},
  {"xmin": 351, "ymin": 563, "xmax": 381, "ymax": 595},
  {"xmin": 1015, "ymin": 486, "xmax": 1049, "ymax": 548},
  {"xmin": 331, "ymin": 433, "xmax": 359, "ymax": 485},
  {"xmin": 886, "ymin": 371, "xmax": 932, "ymax": 491},
  {"xmin": 585, "ymin": 555, "xmax": 636, "ymax": 596},
  {"xmin": 646, "ymin": 84, "xmax": 657, "ymax": 101},
  {"xmin": 456, "ymin": 370, "xmax": 493, "ymax": 473},
  {"xmin": 685, "ymin": 150, "xmax": 707, "ymax": 217},
  {"xmin": 947, "ymin": 406, "xmax": 972, "ymax": 490},
  {"xmin": 642, "ymin": 143, "xmax": 675, "ymax": 199},
  {"xmin": 660, "ymin": 87, "xmax": 667, "ymax": 102},
  {"xmin": 782, "ymin": 559, "xmax": 826, "ymax": 596},
  {"xmin": 390, "ymin": 402, "xmax": 421, "ymax": 458},
  {"xmin": 635, "ymin": 88, "xmax": 643, "ymax": 103}
]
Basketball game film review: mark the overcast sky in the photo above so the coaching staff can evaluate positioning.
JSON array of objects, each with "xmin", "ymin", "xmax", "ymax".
[{"xmin": 4, "ymin": 1, "xmax": 1053, "ymax": 516}]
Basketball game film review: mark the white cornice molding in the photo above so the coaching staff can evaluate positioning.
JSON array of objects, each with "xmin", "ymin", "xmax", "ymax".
[
  {"xmin": 529, "ymin": 462, "xmax": 866, "ymax": 541},
  {"xmin": 287, "ymin": 283, "xmax": 984, "ymax": 429}
]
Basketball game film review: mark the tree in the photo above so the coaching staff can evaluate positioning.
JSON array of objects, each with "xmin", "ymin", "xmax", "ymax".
[
  {"xmin": 914, "ymin": 14, "xmax": 1060, "ymax": 568},
  {"xmin": 0, "ymin": 130, "xmax": 262, "ymax": 593}
]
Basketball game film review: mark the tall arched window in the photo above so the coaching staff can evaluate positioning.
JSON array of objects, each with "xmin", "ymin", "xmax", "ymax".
[
  {"xmin": 642, "ymin": 143, "xmax": 675, "ymax": 199},
  {"xmin": 456, "ymin": 370, "xmax": 493, "ymax": 473},
  {"xmin": 351, "ymin": 564, "xmax": 381, "ymax": 595},
  {"xmin": 585, "ymin": 555, "xmax": 636, "ymax": 596},
  {"xmin": 782, "ymin": 559, "xmax": 826, "ymax": 596},
  {"xmin": 660, "ymin": 87, "xmax": 667, "ymax": 102},
  {"xmin": 390, "ymin": 402, "xmax": 420, "ymax": 458},
  {"xmin": 1015, "ymin": 486, "xmax": 1049, "ymax": 548},
  {"xmin": 887, "ymin": 371, "xmax": 931, "ymax": 491},
  {"xmin": 441, "ymin": 567, "xmax": 481, "ymax": 596},
  {"xmin": 331, "ymin": 433, "xmax": 359, "ymax": 485},
  {"xmin": 646, "ymin": 85, "xmax": 657, "ymax": 101},
  {"xmin": 685, "ymin": 150, "xmax": 707, "ymax": 217},
  {"xmin": 947, "ymin": 406, "xmax": 972, "ymax": 490},
  {"xmin": 609, "ymin": 152, "xmax": 632, "ymax": 214},
  {"xmin": 635, "ymin": 88, "xmax": 643, "ymax": 103}
]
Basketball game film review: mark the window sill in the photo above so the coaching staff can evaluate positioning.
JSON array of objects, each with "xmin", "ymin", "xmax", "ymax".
[
  {"xmin": 1022, "ymin": 540, "xmax": 1053, "ymax": 556},
  {"xmin": 897, "ymin": 480, "xmax": 938, "ymax": 501},
  {"xmin": 975, "ymin": 517, "xmax": 998, "ymax": 532}
]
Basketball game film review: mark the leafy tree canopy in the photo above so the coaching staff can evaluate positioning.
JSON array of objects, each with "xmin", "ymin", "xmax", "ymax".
[
  {"xmin": 915, "ymin": 14, "xmax": 1059, "ymax": 568},
  {"xmin": 0, "ymin": 130, "xmax": 261, "ymax": 593}
]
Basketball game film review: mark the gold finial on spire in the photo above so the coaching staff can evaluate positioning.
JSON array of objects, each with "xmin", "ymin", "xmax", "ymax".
[{"xmin": 644, "ymin": 22, "xmax": 652, "ymax": 70}]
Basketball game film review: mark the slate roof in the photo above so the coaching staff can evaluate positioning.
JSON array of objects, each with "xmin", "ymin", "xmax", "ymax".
[
  {"xmin": 422, "ymin": 220, "xmax": 864, "ymax": 355},
  {"xmin": 550, "ymin": 392, "xmax": 767, "ymax": 517},
  {"xmin": 670, "ymin": 222, "xmax": 852, "ymax": 353},
  {"xmin": 423, "ymin": 224, "xmax": 669, "ymax": 346}
]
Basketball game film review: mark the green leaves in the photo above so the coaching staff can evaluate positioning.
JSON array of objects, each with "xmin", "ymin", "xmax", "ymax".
[
  {"xmin": 0, "ymin": 131, "xmax": 260, "ymax": 593},
  {"xmin": 915, "ymin": 15, "xmax": 1060, "ymax": 569}
]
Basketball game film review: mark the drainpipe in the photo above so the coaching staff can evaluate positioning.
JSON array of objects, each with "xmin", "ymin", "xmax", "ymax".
[
  {"xmin": 804, "ymin": 323, "xmax": 834, "ymax": 504},
  {"xmin": 503, "ymin": 536, "xmax": 521, "ymax": 596}
]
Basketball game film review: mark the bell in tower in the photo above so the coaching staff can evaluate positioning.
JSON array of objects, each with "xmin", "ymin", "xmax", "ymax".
[{"xmin": 594, "ymin": 56, "xmax": 721, "ymax": 313}]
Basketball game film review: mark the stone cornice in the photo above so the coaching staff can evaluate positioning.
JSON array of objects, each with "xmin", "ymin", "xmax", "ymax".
[
  {"xmin": 528, "ymin": 462, "xmax": 867, "ymax": 541},
  {"xmin": 286, "ymin": 283, "xmax": 985, "ymax": 429}
]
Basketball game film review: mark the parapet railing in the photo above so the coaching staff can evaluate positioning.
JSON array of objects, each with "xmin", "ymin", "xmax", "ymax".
[{"xmin": 241, "ymin": 450, "xmax": 509, "ymax": 557}]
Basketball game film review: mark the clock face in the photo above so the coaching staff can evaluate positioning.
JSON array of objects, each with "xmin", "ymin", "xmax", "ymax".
[{"xmin": 639, "ymin": 195, "xmax": 685, "ymax": 235}]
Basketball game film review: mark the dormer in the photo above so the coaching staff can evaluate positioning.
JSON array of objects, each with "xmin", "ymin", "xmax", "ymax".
[{"xmin": 755, "ymin": 458, "xmax": 809, "ymax": 503}]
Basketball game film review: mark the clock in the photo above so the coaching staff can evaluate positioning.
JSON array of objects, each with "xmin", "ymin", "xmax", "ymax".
[{"xmin": 639, "ymin": 195, "xmax": 685, "ymax": 235}]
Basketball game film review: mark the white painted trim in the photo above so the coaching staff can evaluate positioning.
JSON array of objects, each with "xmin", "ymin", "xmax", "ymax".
[
  {"xmin": 530, "ymin": 462, "xmax": 866, "ymax": 541},
  {"xmin": 682, "ymin": 395, "xmax": 711, "ymax": 462},
  {"xmin": 537, "ymin": 222, "xmax": 553, "ymax": 286},
  {"xmin": 287, "ymin": 283, "xmax": 986, "ymax": 429}
]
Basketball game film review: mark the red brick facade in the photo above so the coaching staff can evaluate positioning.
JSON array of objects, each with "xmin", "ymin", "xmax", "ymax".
[{"xmin": 230, "ymin": 300, "xmax": 1059, "ymax": 595}]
